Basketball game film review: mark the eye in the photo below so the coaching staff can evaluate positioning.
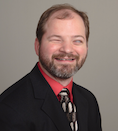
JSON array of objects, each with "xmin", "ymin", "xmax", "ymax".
[
  {"xmin": 52, "ymin": 39, "xmax": 60, "ymax": 41},
  {"xmin": 75, "ymin": 40, "xmax": 81, "ymax": 43},
  {"xmin": 50, "ymin": 39, "xmax": 61, "ymax": 43},
  {"xmin": 73, "ymin": 40, "xmax": 83, "ymax": 45}
]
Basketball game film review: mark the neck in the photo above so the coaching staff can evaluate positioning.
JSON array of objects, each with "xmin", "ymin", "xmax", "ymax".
[
  {"xmin": 39, "ymin": 62, "xmax": 73, "ymax": 87},
  {"xmin": 55, "ymin": 77, "xmax": 73, "ymax": 87}
]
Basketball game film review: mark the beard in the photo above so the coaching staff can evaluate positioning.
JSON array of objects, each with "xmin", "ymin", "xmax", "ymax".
[{"xmin": 39, "ymin": 49, "xmax": 87, "ymax": 79}]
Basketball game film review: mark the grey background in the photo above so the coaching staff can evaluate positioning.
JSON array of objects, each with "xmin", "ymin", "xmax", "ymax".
[{"xmin": 0, "ymin": 0, "xmax": 118, "ymax": 131}]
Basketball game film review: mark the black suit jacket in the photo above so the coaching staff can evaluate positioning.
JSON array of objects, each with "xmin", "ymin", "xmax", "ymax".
[{"xmin": 0, "ymin": 64, "xmax": 102, "ymax": 131}]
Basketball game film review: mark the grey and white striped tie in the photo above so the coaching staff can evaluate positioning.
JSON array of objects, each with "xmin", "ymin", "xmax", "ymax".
[{"xmin": 59, "ymin": 88, "xmax": 78, "ymax": 131}]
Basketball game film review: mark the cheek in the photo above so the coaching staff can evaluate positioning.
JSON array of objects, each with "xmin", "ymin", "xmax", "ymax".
[
  {"xmin": 41, "ymin": 44, "xmax": 58, "ymax": 57},
  {"xmin": 76, "ymin": 47, "xmax": 88, "ymax": 56}
]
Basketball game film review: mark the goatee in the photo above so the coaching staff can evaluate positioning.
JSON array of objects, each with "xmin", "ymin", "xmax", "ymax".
[{"xmin": 39, "ymin": 52, "xmax": 87, "ymax": 79}]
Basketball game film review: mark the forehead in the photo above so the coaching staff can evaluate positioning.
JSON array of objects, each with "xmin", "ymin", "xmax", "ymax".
[
  {"xmin": 45, "ymin": 10, "xmax": 85, "ymax": 29},
  {"xmin": 43, "ymin": 11, "xmax": 86, "ymax": 41},
  {"xmin": 45, "ymin": 9, "xmax": 85, "ymax": 29}
]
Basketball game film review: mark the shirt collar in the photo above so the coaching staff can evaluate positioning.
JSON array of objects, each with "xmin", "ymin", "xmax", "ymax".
[{"xmin": 37, "ymin": 62, "xmax": 73, "ymax": 101}]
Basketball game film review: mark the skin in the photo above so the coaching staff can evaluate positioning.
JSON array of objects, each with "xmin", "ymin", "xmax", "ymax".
[{"xmin": 35, "ymin": 11, "xmax": 88, "ymax": 86}]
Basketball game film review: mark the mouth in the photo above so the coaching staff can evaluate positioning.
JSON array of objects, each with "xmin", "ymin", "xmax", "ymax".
[
  {"xmin": 55, "ymin": 58, "xmax": 75, "ymax": 62},
  {"xmin": 52, "ymin": 53, "xmax": 78, "ymax": 63}
]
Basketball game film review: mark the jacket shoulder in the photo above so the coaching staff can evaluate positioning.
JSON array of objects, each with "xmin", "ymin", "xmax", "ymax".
[
  {"xmin": 0, "ymin": 73, "xmax": 30, "ymax": 102},
  {"xmin": 73, "ymin": 82, "xmax": 99, "ymax": 105}
]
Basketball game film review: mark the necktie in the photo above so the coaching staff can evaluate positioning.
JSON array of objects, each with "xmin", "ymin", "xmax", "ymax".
[{"xmin": 58, "ymin": 88, "xmax": 78, "ymax": 131}]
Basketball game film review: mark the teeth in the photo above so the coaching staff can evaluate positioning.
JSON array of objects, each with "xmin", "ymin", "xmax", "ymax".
[{"xmin": 56, "ymin": 58, "xmax": 73, "ymax": 61}]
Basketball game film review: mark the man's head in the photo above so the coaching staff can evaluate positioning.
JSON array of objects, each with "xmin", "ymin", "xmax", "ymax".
[{"xmin": 35, "ymin": 4, "xmax": 89, "ymax": 80}]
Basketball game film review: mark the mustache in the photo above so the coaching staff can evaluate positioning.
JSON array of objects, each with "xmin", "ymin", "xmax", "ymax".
[{"xmin": 52, "ymin": 53, "xmax": 79, "ymax": 60}]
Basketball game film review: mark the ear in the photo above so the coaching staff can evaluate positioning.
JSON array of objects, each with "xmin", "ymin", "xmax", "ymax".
[{"xmin": 34, "ymin": 38, "xmax": 40, "ymax": 56}]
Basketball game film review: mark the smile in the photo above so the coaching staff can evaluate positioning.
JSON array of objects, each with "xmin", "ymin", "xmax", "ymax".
[{"xmin": 55, "ymin": 58, "xmax": 75, "ymax": 61}]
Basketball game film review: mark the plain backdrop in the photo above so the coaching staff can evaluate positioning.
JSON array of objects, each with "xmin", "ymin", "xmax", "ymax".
[{"xmin": 0, "ymin": 0, "xmax": 118, "ymax": 131}]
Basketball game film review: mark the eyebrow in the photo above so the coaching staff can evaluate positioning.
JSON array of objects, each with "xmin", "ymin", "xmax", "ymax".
[
  {"xmin": 47, "ymin": 35, "xmax": 62, "ymax": 40},
  {"xmin": 47, "ymin": 35, "xmax": 85, "ymax": 40},
  {"xmin": 72, "ymin": 35, "xmax": 85, "ymax": 40}
]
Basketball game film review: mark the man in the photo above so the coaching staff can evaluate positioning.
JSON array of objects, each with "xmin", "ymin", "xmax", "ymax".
[{"xmin": 0, "ymin": 4, "xmax": 102, "ymax": 131}]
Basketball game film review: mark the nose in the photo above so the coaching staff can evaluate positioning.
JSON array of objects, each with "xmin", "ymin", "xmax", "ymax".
[{"xmin": 59, "ymin": 41, "xmax": 73, "ymax": 54}]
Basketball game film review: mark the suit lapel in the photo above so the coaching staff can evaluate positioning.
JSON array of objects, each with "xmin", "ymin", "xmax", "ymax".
[
  {"xmin": 29, "ymin": 64, "xmax": 72, "ymax": 131},
  {"xmin": 42, "ymin": 87, "xmax": 72, "ymax": 131},
  {"xmin": 73, "ymin": 83, "xmax": 88, "ymax": 131}
]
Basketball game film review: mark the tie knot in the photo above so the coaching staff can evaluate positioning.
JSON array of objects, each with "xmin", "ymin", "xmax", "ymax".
[{"xmin": 59, "ymin": 88, "xmax": 69, "ymax": 96}]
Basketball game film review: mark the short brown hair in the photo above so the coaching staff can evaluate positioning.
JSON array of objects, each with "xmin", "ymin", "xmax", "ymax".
[{"xmin": 36, "ymin": 4, "xmax": 90, "ymax": 43}]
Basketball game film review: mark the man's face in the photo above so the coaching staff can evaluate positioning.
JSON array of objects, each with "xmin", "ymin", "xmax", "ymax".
[{"xmin": 37, "ymin": 12, "xmax": 88, "ymax": 79}]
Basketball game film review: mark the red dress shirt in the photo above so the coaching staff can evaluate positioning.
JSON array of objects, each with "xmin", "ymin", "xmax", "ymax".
[{"xmin": 38, "ymin": 62, "xmax": 73, "ymax": 102}]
